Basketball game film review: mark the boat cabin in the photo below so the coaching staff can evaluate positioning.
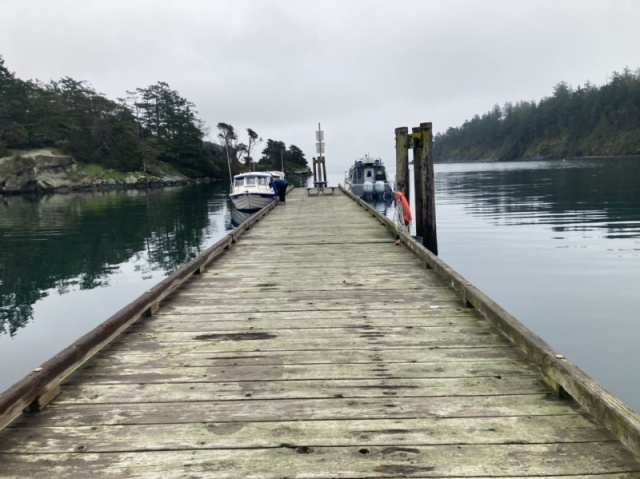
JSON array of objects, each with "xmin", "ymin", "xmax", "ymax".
[
  {"xmin": 349, "ymin": 157, "xmax": 387, "ymax": 184},
  {"xmin": 233, "ymin": 173, "xmax": 272, "ymax": 189}
]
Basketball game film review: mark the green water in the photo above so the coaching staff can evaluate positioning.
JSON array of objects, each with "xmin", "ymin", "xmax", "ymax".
[{"xmin": 0, "ymin": 183, "xmax": 232, "ymax": 391}]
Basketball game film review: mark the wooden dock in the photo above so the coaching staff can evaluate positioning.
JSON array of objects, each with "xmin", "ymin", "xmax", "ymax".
[{"xmin": 1, "ymin": 187, "xmax": 640, "ymax": 477}]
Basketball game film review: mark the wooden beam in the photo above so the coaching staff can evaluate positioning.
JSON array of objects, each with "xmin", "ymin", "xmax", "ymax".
[{"xmin": 394, "ymin": 126, "xmax": 409, "ymax": 199}]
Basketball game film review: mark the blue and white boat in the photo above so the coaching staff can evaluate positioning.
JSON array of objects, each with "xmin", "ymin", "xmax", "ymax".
[{"xmin": 229, "ymin": 171, "xmax": 285, "ymax": 212}]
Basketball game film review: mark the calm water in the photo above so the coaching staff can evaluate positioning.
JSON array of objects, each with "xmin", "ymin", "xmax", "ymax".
[
  {"xmin": 1, "ymin": 159, "xmax": 639, "ymax": 413},
  {"xmin": 0, "ymin": 183, "xmax": 234, "ymax": 393},
  {"xmin": 434, "ymin": 158, "xmax": 640, "ymax": 413}
]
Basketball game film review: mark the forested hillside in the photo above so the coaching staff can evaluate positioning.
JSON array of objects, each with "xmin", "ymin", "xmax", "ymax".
[
  {"xmin": 0, "ymin": 56, "xmax": 307, "ymax": 179},
  {"xmin": 434, "ymin": 67, "xmax": 640, "ymax": 162}
]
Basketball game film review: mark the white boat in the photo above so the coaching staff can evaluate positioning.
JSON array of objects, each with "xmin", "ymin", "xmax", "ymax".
[
  {"xmin": 344, "ymin": 155, "xmax": 394, "ymax": 199},
  {"xmin": 229, "ymin": 171, "xmax": 285, "ymax": 213}
]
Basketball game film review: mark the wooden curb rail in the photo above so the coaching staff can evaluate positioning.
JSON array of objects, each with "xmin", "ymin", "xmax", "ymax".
[
  {"xmin": 0, "ymin": 196, "xmax": 280, "ymax": 431},
  {"xmin": 341, "ymin": 185, "xmax": 640, "ymax": 457}
]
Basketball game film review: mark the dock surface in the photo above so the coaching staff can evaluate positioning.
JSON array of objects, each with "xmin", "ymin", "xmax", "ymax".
[{"xmin": 1, "ymin": 188, "xmax": 640, "ymax": 477}]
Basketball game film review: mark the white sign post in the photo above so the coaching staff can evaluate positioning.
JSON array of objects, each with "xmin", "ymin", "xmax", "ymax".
[{"xmin": 316, "ymin": 122, "xmax": 324, "ymax": 155}]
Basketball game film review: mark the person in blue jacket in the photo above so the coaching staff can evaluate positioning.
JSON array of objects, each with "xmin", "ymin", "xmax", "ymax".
[{"xmin": 270, "ymin": 178, "xmax": 289, "ymax": 204}]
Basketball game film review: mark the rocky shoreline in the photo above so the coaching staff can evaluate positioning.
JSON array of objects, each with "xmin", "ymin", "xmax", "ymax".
[{"xmin": 0, "ymin": 150, "xmax": 210, "ymax": 195}]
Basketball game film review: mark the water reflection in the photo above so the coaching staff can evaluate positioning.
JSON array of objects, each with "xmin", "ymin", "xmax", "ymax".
[
  {"xmin": 230, "ymin": 207, "xmax": 254, "ymax": 228},
  {"xmin": 437, "ymin": 158, "xmax": 640, "ymax": 239},
  {"xmin": 434, "ymin": 157, "xmax": 640, "ymax": 413},
  {"xmin": 362, "ymin": 196, "xmax": 394, "ymax": 215},
  {"xmin": 0, "ymin": 183, "xmax": 230, "ymax": 338}
]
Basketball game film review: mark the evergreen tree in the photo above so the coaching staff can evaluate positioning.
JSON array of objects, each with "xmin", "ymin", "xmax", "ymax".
[
  {"xmin": 0, "ymin": 55, "xmax": 298, "ymax": 179},
  {"xmin": 434, "ymin": 67, "xmax": 640, "ymax": 162}
]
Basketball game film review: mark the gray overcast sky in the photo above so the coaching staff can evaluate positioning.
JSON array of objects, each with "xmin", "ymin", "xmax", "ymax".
[{"xmin": 2, "ymin": 0, "xmax": 640, "ymax": 170}]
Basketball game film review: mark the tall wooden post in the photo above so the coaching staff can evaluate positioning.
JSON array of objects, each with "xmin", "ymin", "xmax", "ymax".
[
  {"xmin": 313, "ymin": 157, "xmax": 327, "ymax": 182},
  {"xmin": 321, "ymin": 156, "xmax": 327, "ymax": 185},
  {"xmin": 394, "ymin": 127, "xmax": 410, "ymax": 199},
  {"xmin": 313, "ymin": 157, "xmax": 318, "ymax": 183},
  {"xmin": 415, "ymin": 122, "xmax": 438, "ymax": 255},
  {"xmin": 412, "ymin": 127, "xmax": 424, "ymax": 241}
]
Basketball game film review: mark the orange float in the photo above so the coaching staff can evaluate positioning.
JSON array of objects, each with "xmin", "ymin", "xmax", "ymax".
[{"xmin": 395, "ymin": 191, "xmax": 412, "ymax": 226}]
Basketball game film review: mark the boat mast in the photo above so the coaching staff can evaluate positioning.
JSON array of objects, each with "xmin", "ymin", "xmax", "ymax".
[{"xmin": 225, "ymin": 144, "xmax": 233, "ymax": 186}]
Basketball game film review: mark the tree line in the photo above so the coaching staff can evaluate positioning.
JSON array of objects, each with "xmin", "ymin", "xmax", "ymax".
[
  {"xmin": 0, "ymin": 55, "xmax": 307, "ymax": 179},
  {"xmin": 434, "ymin": 67, "xmax": 640, "ymax": 162}
]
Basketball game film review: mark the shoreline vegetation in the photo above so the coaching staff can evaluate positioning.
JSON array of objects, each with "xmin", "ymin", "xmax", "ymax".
[
  {"xmin": 434, "ymin": 67, "xmax": 640, "ymax": 163},
  {"xmin": 0, "ymin": 55, "xmax": 310, "ymax": 195}
]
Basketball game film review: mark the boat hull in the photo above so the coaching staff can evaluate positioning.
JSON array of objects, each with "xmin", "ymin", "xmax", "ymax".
[
  {"xmin": 230, "ymin": 192, "xmax": 274, "ymax": 212},
  {"xmin": 346, "ymin": 181, "xmax": 394, "ymax": 200}
]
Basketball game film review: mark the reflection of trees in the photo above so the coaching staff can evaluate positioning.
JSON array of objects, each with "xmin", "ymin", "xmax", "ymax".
[
  {"xmin": 0, "ymin": 183, "xmax": 228, "ymax": 336},
  {"xmin": 437, "ymin": 160, "xmax": 640, "ymax": 235}
]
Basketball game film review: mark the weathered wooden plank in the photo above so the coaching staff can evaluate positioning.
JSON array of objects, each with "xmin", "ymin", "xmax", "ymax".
[
  {"xmin": 98, "ymin": 345, "xmax": 520, "ymax": 367},
  {"xmin": 106, "ymin": 336, "xmax": 514, "ymax": 353},
  {"xmin": 114, "ymin": 324, "xmax": 509, "ymax": 342},
  {"xmin": 192, "ymin": 270, "xmax": 437, "ymax": 283},
  {"xmin": 209, "ymin": 257, "xmax": 416, "ymax": 267},
  {"xmin": 181, "ymin": 281, "xmax": 448, "ymax": 295},
  {"xmin": 109, "ymin": 331, "xmax": 512, "ymax": 352},
  {"xmin": 168, "ymin": 290, "xmax": 456, "ymax": 303},
  {"xmin": 122, "ymin": 323, "xmax": 498, "ymax": 339},
  {"xmin": 157, "ymin": 299, "xmax": 466, "ymax": 314},
  {"xmin": 137, "ymin": 312, "xmax": 484, "ymax": 331},
  {"xmin": 132, "ymin": 318, "xmax": 484, "ymax": 333},
  {"xmin": 92, "ymin": 345, "xmax": 521, "ymax": 367},
  {"xmin": 215, "ymin": 242, "xmax": 421, "ymax": 254},
  {"xmin": 59, "ymin": 376, "xmax": 544, "ymax": 404},
  {"xmin": 165, "ymin": 282, "xmax": 456, "ymax": 298},
  {"xmin": 212, "ymin": 263, "xmax": 422, "ymax": 274},
  {"xmin": 0, "ymin": 415, "xmax": 616, "ymax": 453},
  {"xmin": 11, "ymin": 395, "xmax": 581, "ymax": 427},
  {"xmin": 180, "ymin": 277, "xmax": 456, "ymax": 297},
  {"xmin": 70, "ymin": 358, "xmax": 538, "ymax": 383},
  {"xmin": 152, "ymin": 306, "xmax": 477, "ymax": 322},
  {"xmin": 1, "ymin": 443, "xmax": 638, "ymax": 478}
]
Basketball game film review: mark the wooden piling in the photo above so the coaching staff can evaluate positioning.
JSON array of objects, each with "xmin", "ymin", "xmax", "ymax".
[
  {"xmin": 394, "ymin": 127, "xmax": 410, "ymax": 199},
  {"xmin": 414, "ymin": 122, "xmax": 438, "ymax": 255},
  {"xmin": 411, "ymin": 126, "xmax": 424, "ymax": 241},
  {"xmin": 312, "ymin": 157, "xmax": 327, "ymax": 185}
]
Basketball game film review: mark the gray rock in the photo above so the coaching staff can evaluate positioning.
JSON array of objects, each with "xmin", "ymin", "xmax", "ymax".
[
  {"xmin": 0, "ymin": 152, "xmax": 76, "ymax": 193},
  {"xmin": 0, "ymin": 149, "xmax": 206, "ymax": 194}
]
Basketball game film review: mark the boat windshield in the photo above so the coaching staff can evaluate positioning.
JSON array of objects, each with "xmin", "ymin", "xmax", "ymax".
[{"xmin": 234, "ymin": 175, "xmax": 270, "ymax": 188}]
